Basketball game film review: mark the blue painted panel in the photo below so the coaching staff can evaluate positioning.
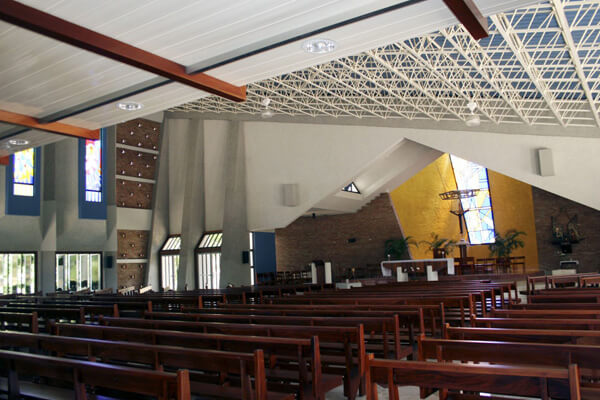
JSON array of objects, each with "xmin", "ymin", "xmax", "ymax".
[
  {"xmin": 5, "ymin": 147, "xmax": 41, "ymax": 216},
  {"xmin": 253, "ymin": 232, "xmax": 276, "ymax": 274}
]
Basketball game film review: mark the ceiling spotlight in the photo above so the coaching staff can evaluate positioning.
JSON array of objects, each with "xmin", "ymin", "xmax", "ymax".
[
  {"xmin": 467, "ymin": 101, "xmax": 478, "ymax": 113},
  {"xmin": 302, "ymin": 38, "xmax": 337, "ymax": 54},
  {"xmin": 117, "ymin": 101, "xmax": 143, "ymax": 111},
  {"xmin": 8, "ymin": 138, "xmax": 29, "ymax": 146},
  {"xmin": 261, "ymin": 97, "xmax": 274, "ymax": 119}
]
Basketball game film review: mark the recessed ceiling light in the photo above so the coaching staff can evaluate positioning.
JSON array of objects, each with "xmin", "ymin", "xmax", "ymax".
[
  {"xmin": 8, "ymin": 139, "xmax": 29, "ymax": 146},
  {"xmin": 117, "ymin": 101, "xmax": 143, "ymax": 111},
  {"xmin": 302, "ymin": 38, "xmax": 337, "ymax": 54}
]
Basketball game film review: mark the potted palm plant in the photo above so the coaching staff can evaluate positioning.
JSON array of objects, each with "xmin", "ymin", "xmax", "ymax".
[
  {"xmin": 488, "ymin": 229, "xmax": 526, "ymax": 271},
  {"xmin": 384, "ymin": 236, "xmax": 417, "ymax": 260},
  {"xmin": 420, "ymin": 233, "xmax": 457, "ymax": 259}
]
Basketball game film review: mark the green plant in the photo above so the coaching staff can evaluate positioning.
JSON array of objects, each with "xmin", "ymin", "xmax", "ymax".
[
  {"xmin": 419, "ymin": 233, "xmax": 457, "ymax": 255},
  {"xmin": 488, "ymin": 229, "xmax": 526, "ymax": 258},
  {"xmin": 384, "ymin": 237, "xmax": 417, "ymax": 260}
]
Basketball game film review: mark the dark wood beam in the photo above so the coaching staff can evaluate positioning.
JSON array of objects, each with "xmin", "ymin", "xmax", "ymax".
[
  {"xmin": 0, "ymin": 0, "xmax": 246, "ymax": 102},
  {"xmin": 0, "ymin": 109, "xmax": 100, "ymax": 140},
  {"xmin": 443, "ymin": 0, "xmax": 489, "ymax": 40},
  {"xmin": 0, "ymin": 156, "xmax": 8, "ymax": 166}
]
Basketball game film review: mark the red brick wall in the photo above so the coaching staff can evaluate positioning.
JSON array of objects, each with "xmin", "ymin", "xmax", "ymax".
[
  {"xmin": 532, "ymin": 187, "xmax": 600, "ymax": 273},
  {"xmin": 275, "ymin": 193, "xmax": 405, "ymax": 278}
]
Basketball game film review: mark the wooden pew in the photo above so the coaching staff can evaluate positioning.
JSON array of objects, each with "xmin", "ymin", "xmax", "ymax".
[
  {"xmin": 489, "ymin": 309, "xmax": 600, "ymax": 319},
  {"xmin": 0, "ymin": 349, "xmax": 192, "ymax": 400},
  {"xmin": 418, "ymin": 336, "xmax": 600, "ymax": 397},
  {"xmin": 471, "ymin": 315, "xmax": 600, "ymax": 330},
  {"xmin": 98, "ymin": 316, "xmax": 366, "ymax": 399},
  {"xmin": 143, "ymin": 311, "xmax": 414, "ymax": 359},
  {"xmin": 180, "ymin": 305, "xmax": 437, "ymax": 336},
  {"xmin": 446, "ymin": 325, "xmax": 600, "ymax": 346},
  {"xmin": 0, "ymin": 331, "xmax": 287, "ymax": 400},
  {"xmin": 0, "ymin": 311, "xmax": 38, "ymax": 333},
  {"xmin": 364, "ymin": 354, "xmax": 580, "ymax": 400},
  {"xmin": 51, "ymin": 324, "xmax": 337, "ymax": 400}
]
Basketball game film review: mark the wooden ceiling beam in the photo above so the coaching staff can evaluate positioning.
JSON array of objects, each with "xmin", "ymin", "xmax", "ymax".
[
  {"xmin": 443, "ymin": 0, "xmax": 489, "ymax": 40},
  {"xmin": 0, "ymin": 109, "xmax": 100, "ymax": 140},
  {"xmin": 0, "ymin": 0, "xmax": 246, "ymax": 102},
  {"xmin": 0, "ymin": 156, "xmax": 8, "ymax": 166}
]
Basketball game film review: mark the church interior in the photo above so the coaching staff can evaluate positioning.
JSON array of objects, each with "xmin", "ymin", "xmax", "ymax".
[{"xmin": 0, "ymin": 0, "xmax": 599, "ymax": 399}]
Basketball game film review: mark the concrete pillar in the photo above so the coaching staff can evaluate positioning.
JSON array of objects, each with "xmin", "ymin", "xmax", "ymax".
[
  {"xmin": 104, "ymin": 126, "xmax": 118, "ymax": 290},
  {"xmin": 40, "ymin": 144, "xmax": 56, "ymax": 293},
  {"xmin": 178, "ymin": 120, "xmax": 205, "ymax": 290},
  {"xmin": 147, "ymin": 117, "xmax": 170, "ymax": 289},
  {"xmin": 220, "ymin": 121, "xmax": 250, "ymax": 287}
]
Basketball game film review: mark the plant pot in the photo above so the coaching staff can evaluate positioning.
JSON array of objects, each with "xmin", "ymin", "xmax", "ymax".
[{"xmin": 433, "ymin": 249, "xmax": 446, "ymax": 259}]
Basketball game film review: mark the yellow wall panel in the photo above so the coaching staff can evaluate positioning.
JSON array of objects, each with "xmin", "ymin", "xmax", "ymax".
[{"xmin": 390, "ymin": 154, "xmax": 539, "ymax": 272}]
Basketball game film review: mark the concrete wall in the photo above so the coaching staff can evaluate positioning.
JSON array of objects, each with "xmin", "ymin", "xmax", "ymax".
[{"xmin": 0, "ymin": 130, "xmax": 117, "ymax": 293}]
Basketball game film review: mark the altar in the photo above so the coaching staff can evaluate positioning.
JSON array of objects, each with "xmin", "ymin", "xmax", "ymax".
[{"xmin": 380, "ymin": 258, "xmax": 455, "ymax": 281}]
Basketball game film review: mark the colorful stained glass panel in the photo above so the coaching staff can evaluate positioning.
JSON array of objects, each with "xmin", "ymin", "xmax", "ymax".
[
  {"xmin": 85, "ymin": 139, "xmax": 102, "ymax": 202},
  {"xmin": 450, "ymin": 155, "xmax": 495, "ymax": 245},
  {"xmin": 13, "ymin": 148, "xmax": 34, "ymax": 197}
]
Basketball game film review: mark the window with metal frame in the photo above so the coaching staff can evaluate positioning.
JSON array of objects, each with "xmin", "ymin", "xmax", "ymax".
[
  {"xmin": 450, "ymin": 155, "xmax": 496, "ymax": 245},
  {"xmin": 12, "ymin": 148, "xmax": 35, "ymax": 197},
  {"xmin": 55, "ymin": 253, "xmax": 102, "ymax": 292},
  {"xmin": 160, "ymin": 235, "xmax": 181, "ymax": 290},
  {"xmin": 249, "ymin": 232, "xmax": 255, "ymax": 286},
  {"xmin": 79, "ymin": 129, "xmax": 107, "ymax": 219},
  {"xmin": 196, "ymin": 232, "xmax": 222, "ymax": 289},
  {"xmin": 342, "ymin": 182, "xmax": 360, "ymax": 193},
  {"xmin": 0, "ymin": 253, "xmax": 36, "ymax": 294}
]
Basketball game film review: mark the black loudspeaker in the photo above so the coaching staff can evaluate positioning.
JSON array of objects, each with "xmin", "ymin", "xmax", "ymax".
[
  {"xmin": 242, "ymin": 251, "xmax": 250, "ymax": 264},
  {"xmin": 105, "ymin": 255, "xmax": 113, "ymax": 269}
]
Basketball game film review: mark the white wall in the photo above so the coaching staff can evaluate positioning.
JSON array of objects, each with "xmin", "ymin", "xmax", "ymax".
[
  {"xmin": 243, "ymin": 121, "xmax": 408, "ymax": 230},
  {"xmin": 400, "ymin": 129, "xmax": 600, "ymax": 211}
]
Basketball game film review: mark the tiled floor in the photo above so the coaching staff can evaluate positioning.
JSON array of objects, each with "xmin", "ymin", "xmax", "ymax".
[{"xmin": 326, "ymin": 384, "xmax": 436, "ymax": 399}]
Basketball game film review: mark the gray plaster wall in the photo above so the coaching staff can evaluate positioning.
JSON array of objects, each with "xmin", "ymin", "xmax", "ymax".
[{"xmin": 0, "ymin": 129, "xmax": 117, "ymax": 293}]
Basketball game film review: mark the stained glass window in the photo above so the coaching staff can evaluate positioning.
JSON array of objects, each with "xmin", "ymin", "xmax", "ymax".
[
  {"xmin": 342, "ymin": 182, "xmax": 360, "ymax": 193},
  {"xmin": 450, "ymin": 155, "xmax": 495, "ymax": 245},
  {"xmin": 13, "ymin": 148, "xmax": 35, "ymax": 197},
  {"xmin": 85, "ymin": 139, "xmax": 102, "ymax": 202}
]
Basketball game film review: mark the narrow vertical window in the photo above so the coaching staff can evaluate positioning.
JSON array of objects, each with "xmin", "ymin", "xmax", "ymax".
[
  {"xmin": 79, "ymin": 129, "xmax": 106, "ymax": 219},
  {"xmin": 160, "ymin": 235, "xmax": 181, "ymax": 290},
  {"xmin": 85, "ymin": 139, "xmax": 102, "ymax": 202},
  {"xmin": 13, "ymin": 148, "xmax": 35, "ymax": 197},
  {"xmin": 196, "ymin": 232, "xmax": 222, "ymax": 289}
]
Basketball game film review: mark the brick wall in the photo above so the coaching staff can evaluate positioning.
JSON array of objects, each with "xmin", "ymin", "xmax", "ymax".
[
  {"xmin": 275, "ymin": 193, "xmax": 404, "ymax": 278},
  {"xmin": 532, "ymin": 187, "xmax": 600, "ymax": 273}
]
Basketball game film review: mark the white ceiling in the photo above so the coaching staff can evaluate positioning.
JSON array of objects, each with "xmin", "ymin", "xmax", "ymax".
[
  {"xmin": 0, "ymin": 0, "xmax": 539, "ymax": 154},
  {"xmin": 177, "ymin": 0, "xmax": 600, "ymax": 129}
]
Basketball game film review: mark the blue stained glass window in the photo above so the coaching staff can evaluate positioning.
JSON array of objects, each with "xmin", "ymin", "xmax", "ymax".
[
  {"xmin": 85, "ymin": 139, "xmax": 102, "ymax": 202},
  {"xmin": 13, "ymin": 148, "xmax": 35, "ymax": 197},
  {"xmin": 450, "ymin": 155, "xmax": 496, "ymax": 245}
]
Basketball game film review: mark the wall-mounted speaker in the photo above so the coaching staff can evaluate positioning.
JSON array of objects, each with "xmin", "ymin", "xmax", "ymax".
[
  {"xmin": 282, "ymin": 183, "xmax": 299, "ymax": 207},
  {"xmin": 537, "ymin": 148, "xmax": 555, "ymax": 176},
  {"xmin": 242, "ymin": 251, "xmax": 250, "ymax": 264},
  {"xmin": 105, "ymin": 255, "xmax": 113, "ymax": 269}
]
